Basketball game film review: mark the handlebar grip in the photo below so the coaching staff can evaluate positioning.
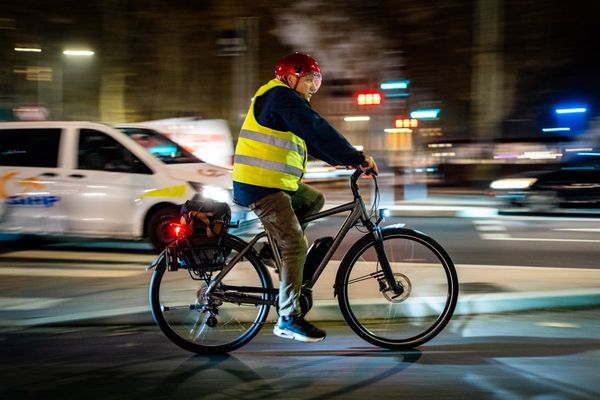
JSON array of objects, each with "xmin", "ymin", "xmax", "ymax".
[{"xmin": 359, "ymin": 160, "xmax": 378, "ymax": 176}]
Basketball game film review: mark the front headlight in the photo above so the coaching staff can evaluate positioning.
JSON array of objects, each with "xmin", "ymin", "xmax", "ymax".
[
  {"xmin": 202, "ymin": 185, "xmax": 232, "ymax": 202},
  {"xmin": 490, "ymin": 178, "xmax": 537, "ymax": 190}
]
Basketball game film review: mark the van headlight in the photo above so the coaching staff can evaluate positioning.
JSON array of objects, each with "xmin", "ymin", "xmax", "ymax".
[
  {"xmin": 490, "ymin": 178, "xmax": 537, "ymax": 190},
  {"xmin": 201, "ymin": 185, "xmax": 232, "ymax": 202}
]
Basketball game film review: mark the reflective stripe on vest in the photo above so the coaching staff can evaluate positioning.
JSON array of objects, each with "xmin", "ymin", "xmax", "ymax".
[
  {"xmin": 233, "ymin": 155, "xmax": 303, "ymax": 177},
  {"xmin": 239, "ymin": 129, "xmax": 306, "ymax": 158},
  {"xmin": 233, "ymin": 78, "xmax": 307, "ymax": 191}
]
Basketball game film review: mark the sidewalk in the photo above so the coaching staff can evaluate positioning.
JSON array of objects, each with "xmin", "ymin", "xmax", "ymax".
[
  {"xmin": 49, "ymin": 262, "xmax": 600, "ymax": 327},
  {"xmin": 303, "ymin": 262, "xmax": 600, "ymax": 322}
]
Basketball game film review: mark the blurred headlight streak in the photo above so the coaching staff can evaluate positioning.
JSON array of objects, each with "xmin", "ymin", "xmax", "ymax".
[
  {"xmin": 63, "ymin": 50, "xmax": 95, "ymax": 56},
  {"xmin": 344, "ymin": 116, "xmax": 370, "ymax": 122},
  {"xmin": 202, "ymin": 186, "xmax": 231, "ymax": 202},
  {"xmin": 384, "ymin": 128, "xmax": 412, "ymax": 133},
  {"xmin": 14, "ymin": 47, "xmax": 42, "ymax": 52},
  {"xmin": 490, "ymin": 178, "xmax": 537, "ymax": 190}
]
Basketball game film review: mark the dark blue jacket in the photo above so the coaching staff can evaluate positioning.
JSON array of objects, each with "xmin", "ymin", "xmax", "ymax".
[{"xmin": 233, "ymin": 85, "xmax": 364, "ymax": 206}]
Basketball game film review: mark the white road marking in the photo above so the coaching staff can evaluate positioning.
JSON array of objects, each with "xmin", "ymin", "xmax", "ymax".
[
  {"xmin": 475, "ymin": 225, "xmax": 507, "ymax": 231},
  {"xmin": 3, "ymin": 306, "xmax": 150, "ymax": 327},
  {"xmin": 473, "ymin": 220, "xmax": 504, "ymax": 225},
  {"xmin": 537, "ymin": 322, "xmax": 579, "ymax": 328},
  {"xmin": 481, "ymin": 235, "xmax": 600, "ymax": 243},
  {"xmin": 0, "ymin": 250, "xmax": 154, "ymax": 263},
  {"xmin": 0, "ymin": 297, "xmax": 68, "ymax": 310},
  {"xmin": 553, "ymin": 228, "xmax": 600, "ymax": 233},
  {"xmin": 0, "ymin": 267, "xmax": 143, "ymax": 278}
]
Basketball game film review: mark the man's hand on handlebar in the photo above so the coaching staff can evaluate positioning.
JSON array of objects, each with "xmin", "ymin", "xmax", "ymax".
[{"xmin": 360, "ymin": 155, "xmax": 379, "ymax": 176}]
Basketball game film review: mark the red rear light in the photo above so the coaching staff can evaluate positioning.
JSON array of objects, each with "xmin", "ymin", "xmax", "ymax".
[{"xmin": 171, "ymin": 223, "xmax": 184, "ymax": 237}]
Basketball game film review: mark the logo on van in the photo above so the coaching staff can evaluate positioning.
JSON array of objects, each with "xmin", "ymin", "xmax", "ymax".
[
  {"xmin": 0, "ymin": 171, "xmax": 19, "ymax": 198},
  {"xmin": 6, "ymin": 195, "xmax": 60, "ymax": 208},
  {"xmin": 197, "ymin": 168, "xmax": 226, "ymax": 177},
  {"xmin": 1, "ymin": 172, "xmax": 61, "ymax": 208}
]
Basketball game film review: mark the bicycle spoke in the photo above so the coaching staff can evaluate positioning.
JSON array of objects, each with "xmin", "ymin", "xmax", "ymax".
[
  {"xmin": 338, "ymin": 229, "xmax": 458, "ymax": 348},
  {"xmin": 149, "ymin": 235, "xmax": 273, "ymax": 353}
]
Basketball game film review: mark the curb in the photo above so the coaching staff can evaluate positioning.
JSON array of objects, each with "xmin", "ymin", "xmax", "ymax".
[{"xmin": 3, "ymin": 289, "xmax": 599, "ymax": 328}]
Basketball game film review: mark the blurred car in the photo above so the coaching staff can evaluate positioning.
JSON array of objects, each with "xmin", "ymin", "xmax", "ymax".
[
  {"xmin": 489, "ymin": 151, "xmax": 600, "ymax": 210},
  {"xmin": 0, "ymin": 121, "xmax": 254, "ymax": 250}
]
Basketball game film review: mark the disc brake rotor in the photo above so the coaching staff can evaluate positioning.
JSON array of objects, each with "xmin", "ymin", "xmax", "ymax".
[{"xmin": 380, "ymin": 272, "xmax": 411, "ymax": 303}]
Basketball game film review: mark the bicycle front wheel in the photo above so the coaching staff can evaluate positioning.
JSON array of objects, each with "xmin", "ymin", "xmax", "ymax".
[
  {"xmin": 149, "ymin": 235, "xmax": 273, "ymax": 354},
  {"xmin": 336, "ymin": 227, "xmax": 458, "ymax": 349}
]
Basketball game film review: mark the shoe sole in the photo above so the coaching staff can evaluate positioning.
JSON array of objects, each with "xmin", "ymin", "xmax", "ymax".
[{"xmin": 273, "ymin": 326, "xmax": 325, "ymax": 343}]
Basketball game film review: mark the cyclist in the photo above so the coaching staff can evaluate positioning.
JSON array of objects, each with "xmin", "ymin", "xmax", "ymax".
[{"xmin": 232, "ymin": 52, "xmax": 378, "ymax": 342}]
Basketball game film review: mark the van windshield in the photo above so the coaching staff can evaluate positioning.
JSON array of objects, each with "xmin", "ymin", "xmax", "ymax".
[{"xmin": 116, "ymin": 127, "xmax": 204, "ymax": 164}]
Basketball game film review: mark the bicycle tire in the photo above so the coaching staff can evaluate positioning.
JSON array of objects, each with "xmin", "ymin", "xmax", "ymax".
[
  {"xmin": 150, "ymin": 234, "xmax": 274, "ymax": 354},
  {"xmin": 336, "ymin": 227, "xmax": 458, "ymax": 349}
]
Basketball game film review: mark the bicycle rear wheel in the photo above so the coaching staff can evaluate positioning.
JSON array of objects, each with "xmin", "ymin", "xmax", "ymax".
[
  {"xmin": 336, "ymin": 227, "xmax": 458, "ymax": 349},
  {"xmin": 149, "ymin": 235, "xmax": 273, "ymax": 354}
]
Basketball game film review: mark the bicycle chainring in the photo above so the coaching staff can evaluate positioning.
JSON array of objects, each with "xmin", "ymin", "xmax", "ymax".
[{"xmin": 195, "ymin": 282, "xmax": 223, "ymax": 310}]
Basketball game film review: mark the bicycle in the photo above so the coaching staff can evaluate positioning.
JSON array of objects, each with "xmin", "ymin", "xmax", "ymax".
[{"xmin": 147, "ymin": 168, "xmax": 459, "ymax": 354}]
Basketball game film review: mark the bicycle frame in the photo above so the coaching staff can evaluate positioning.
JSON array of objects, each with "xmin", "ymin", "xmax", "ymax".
[{"xmin": 202, "ymin": 170, "xmax": 400, "ymax": 304}]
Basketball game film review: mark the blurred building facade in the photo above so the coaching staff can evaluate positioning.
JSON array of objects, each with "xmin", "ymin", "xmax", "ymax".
[{"xmin": 2, "ymin": 0, "xmax": 600, "ymax": 168}]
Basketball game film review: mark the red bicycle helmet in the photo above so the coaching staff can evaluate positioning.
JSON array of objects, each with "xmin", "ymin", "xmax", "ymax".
[{"xmin": 275, "ymin": 52, "xmax": 321, "ymax": 81}]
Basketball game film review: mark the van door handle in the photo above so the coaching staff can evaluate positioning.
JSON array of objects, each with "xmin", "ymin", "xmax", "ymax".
[
  {"xmin": 68, "ymin": 174, "xmax": 86, "ymax": 179},
  {"xmin": 39, "ymin": 172, "xmax": 57, "ymax": 177}
]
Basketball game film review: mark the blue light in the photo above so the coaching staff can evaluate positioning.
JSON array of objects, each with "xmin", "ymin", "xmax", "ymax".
[
  {"xmin": 384, "ymin": 93, "xmax": 410, "ymax": 98},
  {"xmin": 496, "ymin": 194, "xmax": 527, "ymax": 199},
  {"xmin": 555, "ymin": 107, "xmax": 587, "ymax": 114},
  {"xmin": 542, "ymin": 127, "xmax": 571, "ymax": 132},
  {"xmin": 561, "ymin": 166, "xmax": 596, "ymax": 170},
  {"xmin": 380, "ymin": 81, "xmax": 410, "ymax": 90},
  {"xmin": 411, "ymin": 109, "xmax": 440, "ymax": 119},
  {"xmin": 576, "ymin": 152, "xmax": 600, "ymax": 156}
]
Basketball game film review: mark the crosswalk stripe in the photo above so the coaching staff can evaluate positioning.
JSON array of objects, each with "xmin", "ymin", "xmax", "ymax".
[
  {"xmin": 0, "ymin": 267, "xmax": 143, "ymax": 278},
  {"xmin": 0, "ymin": 250, "xmax": 154, "ymax": 263},
  {"xmin": 0, "ymin": 261, "xmax": 146, "ymax": 270}
]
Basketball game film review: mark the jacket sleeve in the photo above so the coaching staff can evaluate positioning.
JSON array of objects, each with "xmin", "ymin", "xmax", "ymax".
[{"xmin": 268, "ymin": 87, "xmax": 365, "ymax": 167}]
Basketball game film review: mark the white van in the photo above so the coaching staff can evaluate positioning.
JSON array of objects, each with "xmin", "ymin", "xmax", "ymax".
[{"xmin": 0, "ymin": 121, "xmax": 253, "ymax": 249}]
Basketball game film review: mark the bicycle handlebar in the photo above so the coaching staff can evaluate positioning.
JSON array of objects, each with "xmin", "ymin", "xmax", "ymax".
[{"xmin": 349, "ymin": 167, "xmax": 377, "ymax": 198}]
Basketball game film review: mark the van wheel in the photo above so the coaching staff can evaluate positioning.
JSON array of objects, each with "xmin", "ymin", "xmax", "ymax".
[{"xmin": 147, "ymin": 207, "xmax": 179, "ymax": 251}]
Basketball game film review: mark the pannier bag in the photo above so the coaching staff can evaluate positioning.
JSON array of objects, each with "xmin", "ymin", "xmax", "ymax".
[
  {"xmin": 180, "ymin": 196, "xmax": 232, "ymax": 238},
  {"xmin": 178, "ymin": 196, "xmax": 232, "ymax": 272}
]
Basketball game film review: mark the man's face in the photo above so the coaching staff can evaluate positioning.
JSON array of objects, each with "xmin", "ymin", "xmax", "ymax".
[{"xmin": 288, "ymin": 73, "xmax": 322, "ymax": 101}]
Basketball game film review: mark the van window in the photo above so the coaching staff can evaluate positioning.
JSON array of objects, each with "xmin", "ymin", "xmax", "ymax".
[
  {"xmin": 77, "ymin": 129, "xmax": 152, "ymax": 174},
  {"xmin": 0, "ymin": 128, "xmax": 61, "ymax": 167},
  {"xmin": 116, "ymin": 127, "xmax": 203, "ymax": 164}
]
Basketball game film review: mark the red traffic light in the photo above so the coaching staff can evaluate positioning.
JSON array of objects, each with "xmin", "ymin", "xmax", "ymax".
[{"xmin": 357, "ymin": 92, "xmax": 382, "ymax": 106}]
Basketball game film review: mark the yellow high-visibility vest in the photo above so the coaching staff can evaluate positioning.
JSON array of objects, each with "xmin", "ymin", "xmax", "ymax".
[{"xmin": 233, "ymin": 78, "xmax": 307, "ymax": 191}]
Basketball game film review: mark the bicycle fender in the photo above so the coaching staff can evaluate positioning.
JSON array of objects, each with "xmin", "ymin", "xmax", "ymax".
[
  {"xmin": 382, "ymin": 223, "xmax": 405, "ymax": 230},
  {"xmin": 146, "ymin": 249, "xmax": 167, "ymax": 271}
]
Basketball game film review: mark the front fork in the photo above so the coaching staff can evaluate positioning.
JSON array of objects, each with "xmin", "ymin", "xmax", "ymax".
[{"xmin": 370, "ymin": 225, "xmax": 403, "ymax": 295}]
